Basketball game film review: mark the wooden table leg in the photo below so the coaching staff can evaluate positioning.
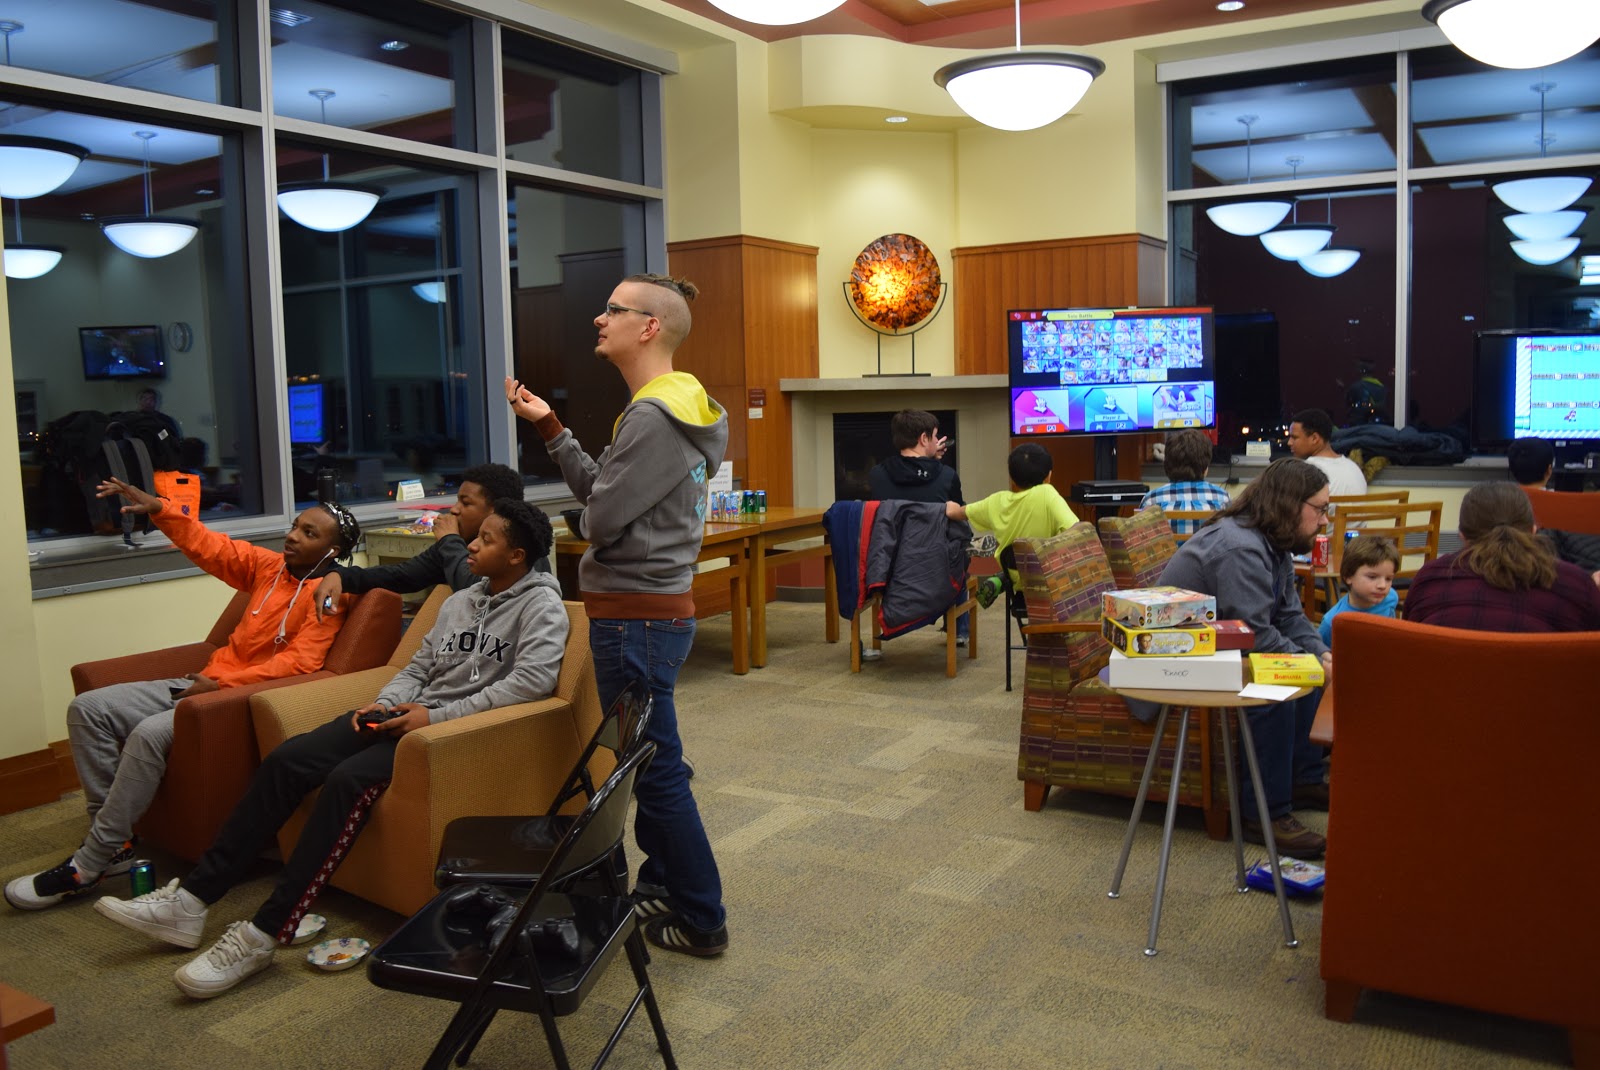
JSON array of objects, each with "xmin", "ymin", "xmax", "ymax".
[
  {"xmin": 728, "ymin": 555, "xmax": 749, "ymax": 675},
  {"xmin": 823, "ymin": 545, "xmax": 839, "ymax": 644},
  {"xmin": 750, "ymin": 535, "xmax": 769, "ymax": 669}
]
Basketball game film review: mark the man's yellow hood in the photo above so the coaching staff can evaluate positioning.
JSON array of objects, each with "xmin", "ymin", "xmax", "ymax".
[{"xmin": 622, "ymin": 372, "xmax": 720, "ymax": 431}]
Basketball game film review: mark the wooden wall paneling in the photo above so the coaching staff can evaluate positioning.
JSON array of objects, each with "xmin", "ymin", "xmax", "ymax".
[
  {"xmin": 739, "ymin": 237, "xmax": 818, "ymax": 508},
  {"xmin": 668, "ymin": 238, "xmax": 748, "ymax": 483}
]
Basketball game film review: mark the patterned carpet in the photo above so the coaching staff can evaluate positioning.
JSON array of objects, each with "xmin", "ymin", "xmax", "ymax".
[{"xmin": 0, "ymin": 601, "xmax": 1570, "ymax": 1069}]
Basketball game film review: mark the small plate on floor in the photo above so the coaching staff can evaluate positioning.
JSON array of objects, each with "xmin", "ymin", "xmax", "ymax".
[
  {"xmin": 307, "ymin": 937, "xmax": 370, "ymax": 972},
  {"xmin": 290, "ymin": 914, "xmax": 326, "ymax": 945}
]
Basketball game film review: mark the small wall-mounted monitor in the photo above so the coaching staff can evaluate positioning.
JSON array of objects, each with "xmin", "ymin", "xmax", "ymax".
[
  {"xmin": 80, "ymin": 325, "xmax": 165, "ymax": 380},
  {"xmin": 287, "ymin": 382, "xmax": 325, "ymax": 445},
  {"xmin": 1006, "ymin": 306, "xmax": 1216, "ymax": 437}
]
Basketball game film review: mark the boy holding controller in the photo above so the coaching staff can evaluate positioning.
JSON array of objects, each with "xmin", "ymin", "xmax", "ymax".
[{"xmin": 1319, "ymin": 534, "xmax": 1401, "ymax": 646}]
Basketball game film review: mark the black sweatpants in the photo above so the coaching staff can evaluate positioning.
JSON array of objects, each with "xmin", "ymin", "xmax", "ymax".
[{"xmin": 185, "ymin": 711, "xmax": 397, "ymax": 943}]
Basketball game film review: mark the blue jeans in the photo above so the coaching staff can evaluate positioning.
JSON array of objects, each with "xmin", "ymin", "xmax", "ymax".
[
  {"xmin": 590, "ymin": 617, "xmax": 725, "ymax": 933},
  {"xmin": 1238, "ymin": 689, "xmax": 1326, "ymax": 822}
]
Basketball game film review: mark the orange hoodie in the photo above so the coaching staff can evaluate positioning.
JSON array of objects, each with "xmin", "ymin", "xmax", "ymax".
[{"xmin": 151, "ymin": 508, "xmax": 349, "ymax": 688}]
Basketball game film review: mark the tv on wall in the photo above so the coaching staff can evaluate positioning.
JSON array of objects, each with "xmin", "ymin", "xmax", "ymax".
[
  {"xmin": 1007, "ymin": 306, "xmax": 1216, "ymax": 437},
  {"xmin": 80, "ymin": 325, "xmax": 166, "ymax": 381},
  {"xmin": 1471, "ymin": 329, "xmax": 1600, "ymax": 452}
]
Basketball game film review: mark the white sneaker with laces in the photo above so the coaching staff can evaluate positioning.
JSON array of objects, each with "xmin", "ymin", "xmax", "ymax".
[
  {"xmin": 95, "ymin": 879, "xmax": 207, "ymax": 949},
  {"xmin": 174, "ymin": 921, "xmax": 275, "ymax": 999}
]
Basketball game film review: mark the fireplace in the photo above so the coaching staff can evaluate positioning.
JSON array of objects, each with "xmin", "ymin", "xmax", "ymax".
[{"xmin": 832, "ymin": 409, "xmax": 959, "ymax": 501}]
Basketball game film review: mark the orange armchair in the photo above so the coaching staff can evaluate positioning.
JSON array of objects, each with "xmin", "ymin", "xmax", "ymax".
[
  {"xmin": 69, "ymin": 588, "xmax": 403, "ymax": 861},
  {"xmin": 1523, "ymin": 486, "xmax": 1600, "ymax": 536},
  {"xmin": 1320, "ymin": 614, "xmax": 1600, "ymax": 1065}
]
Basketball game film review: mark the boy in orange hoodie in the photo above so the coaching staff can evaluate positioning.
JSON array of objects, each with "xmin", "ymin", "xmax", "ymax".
[{"xmin": 5, "ymin": 477, "xmax": 360, "ymax": 911}]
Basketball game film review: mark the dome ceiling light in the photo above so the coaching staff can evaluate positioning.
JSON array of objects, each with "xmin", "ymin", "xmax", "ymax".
[
  {"xmin": 1502, "ymin": 209, "xmax": 1585, "ymax": 240},
  {"xmin": 1260, "ymin": 157, "xmax": 1333, "ymax": 259},
  {"xmin": 0, "ymin": 25, "xmax": 89, "ymax": 199},
  {"xmin": 2, "ymin": 200, "xmax": 62, "ymax": 279},
  {"xmin": 705, "ymin": 0, "xmax": 847, "ymax": 24},
  {"xmin": 100, "ymin": 131, "xmax": 200, "ymax": 259},
  {"xmin": 1204, "ymin": 116, "xmax": 1292, "ymax": 236},
  {"xmin": 1491, "ymin": 82, "xmax": 1591, "ymax": 214},
  {"xmin": 933, "ymin": 0, "xmax": 1104, "ymax": 132},
  {"xmin": 276, "ymin": 90, "xmax": 384, "ymax": 233},
  {"xmin": 1422, "ymin": 0, "xmax": 1600, "ymax": 70}
]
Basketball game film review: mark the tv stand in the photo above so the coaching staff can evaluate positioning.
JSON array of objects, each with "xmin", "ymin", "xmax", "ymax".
[{"xmin": 1069, "ymin": 436, "xmax": 1147, "ymax": 520}]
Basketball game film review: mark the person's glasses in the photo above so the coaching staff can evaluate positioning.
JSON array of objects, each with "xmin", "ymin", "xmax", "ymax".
[
  {"xmin": 600, "ymin": 302, "xmax": 654, "ymax": 320},
  {"xmin": 1303, "ymin": 499, "xmax": 1331, "ymax": 518}
]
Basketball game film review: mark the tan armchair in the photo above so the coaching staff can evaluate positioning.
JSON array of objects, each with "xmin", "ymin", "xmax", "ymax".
[
  {"xmin": 70, "ymin": 588, "xmax": 404, "ymax": 861},
  {"xmin": 248, "ymin": 589, "xmax": 602, "ymax": 917}
]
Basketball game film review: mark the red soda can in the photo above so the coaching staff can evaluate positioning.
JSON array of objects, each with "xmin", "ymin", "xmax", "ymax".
[{"xmin": 1311, "ymin": 534, "xmax": 1331, "ymax": 569}]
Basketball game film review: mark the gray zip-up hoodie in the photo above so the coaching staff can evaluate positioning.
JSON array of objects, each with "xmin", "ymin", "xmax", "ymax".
[
  {"xmin": 375, "ymin": 569, "xmax": 568, "ymax": 723},
  {"xmin": 545, "ymin": 372, "xmax": 728, "ymax": 600}
]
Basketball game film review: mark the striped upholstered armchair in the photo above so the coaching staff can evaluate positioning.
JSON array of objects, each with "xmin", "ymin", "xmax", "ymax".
[{"xmin": 1013, "ymin": 520, "xmax": 1234, "ymax": 839}]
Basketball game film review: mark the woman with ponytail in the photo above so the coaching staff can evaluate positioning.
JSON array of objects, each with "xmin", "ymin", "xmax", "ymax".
[{"xmin": 1405, "ymin": 482, "xmax": 1600, "ymax": 632}]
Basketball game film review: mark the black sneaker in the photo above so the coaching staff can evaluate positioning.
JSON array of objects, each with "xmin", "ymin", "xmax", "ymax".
[
  {"xmin": 643, "ymin": 915, "xmax": 728, "ymax": 958},
  {"xmin": 975, "ymin": 576, "xmax": 1004, "ymax": 610},
  {"xmin": 4, "ymin": 857, "xmax": 98, "ymax": 911},
  {"xmin": 630, "ymin": 887, "xmax": 674, "ymax": 921},
  {"xmin": 103, "ymin": 838, "xmax": 140, "ymax": 877}
]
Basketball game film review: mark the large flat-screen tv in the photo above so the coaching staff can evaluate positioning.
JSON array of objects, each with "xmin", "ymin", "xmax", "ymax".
[
  {"xmin": 80, "ymin": 325, "xmax": 166, "ymax": 380},
  {"xmin": 1007, "ymin": 306, "xmax": 1216, "ymax": 436},
  {"xmin": 1471, "ymin": 329, "xmax": 1600, "ymax": 452}
]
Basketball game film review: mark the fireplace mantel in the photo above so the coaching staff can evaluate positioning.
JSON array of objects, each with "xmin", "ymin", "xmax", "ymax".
[{"xmin": 780, "ymin": 375, "xmax": 1008, "ymax": 393}]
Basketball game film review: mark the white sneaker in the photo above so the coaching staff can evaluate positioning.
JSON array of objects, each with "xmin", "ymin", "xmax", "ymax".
[
  {"xmin": 174, "ymin": 921, "xmax": 275, "ymax": 999},
  {"xmin": 95, "ymin": 879, "xmax": 207, "ymax": 949}
]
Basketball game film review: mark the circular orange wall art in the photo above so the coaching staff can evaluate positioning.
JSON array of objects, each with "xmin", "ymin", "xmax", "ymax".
[{"xmin": 847, "ymin": 233, "xmax": 942, "ymax": 331}]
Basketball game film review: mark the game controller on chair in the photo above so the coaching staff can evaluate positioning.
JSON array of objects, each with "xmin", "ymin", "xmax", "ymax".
[{"xmin": 356, "ymin": 707, "xmax": 401, "ymax": 729}]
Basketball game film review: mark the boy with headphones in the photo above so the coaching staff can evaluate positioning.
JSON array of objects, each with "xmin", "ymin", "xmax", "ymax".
[{"xmin": 6, "ymin": 478, "xmax": 360, "ymax": 912}]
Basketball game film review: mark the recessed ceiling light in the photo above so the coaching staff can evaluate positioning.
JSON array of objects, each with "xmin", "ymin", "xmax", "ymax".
[
  {"xmin": 885, "ymin": 115, "xmax": 908, "ymax": 124},
  {"xmin": 1216, "ymin": 1, "xmax": 1245, "ymax": 10},
  {"xmin": 381, "ymin": 39, "xmax": 409, "ymax": 51},
  {"xmin": 269, "ymin": 8, "xmax": 313, "ymax": 27}
]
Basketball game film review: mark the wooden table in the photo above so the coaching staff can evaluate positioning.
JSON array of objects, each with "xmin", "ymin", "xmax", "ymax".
[
  {"xmin": 1294, "ymin": 561, "xmax": 1338, "ymax": 620},
  {"xmin": 746, "ymin": 506, "xmax": 837, "ymax": 668},
  {"xmin": 555, "ymin": 524, "xmax": 752, "ymax": 674},
  {"xmin": 0, "ymin": 983, "xmax": 54, "ymax": 1070},
  {"xmin": 1100, "ymin": 672, "xmax": 1311, "ymax": 957}
]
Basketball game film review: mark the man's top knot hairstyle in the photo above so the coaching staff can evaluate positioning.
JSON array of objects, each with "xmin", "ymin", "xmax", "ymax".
[
  {"xmin": 493, "ymin": 499, "xmax": 554, "ymax": 564},
  {"xmin": 626, "ymin": 273, "xmax": 699, "ymax": 302},
  {"xmin": 316, "ymin": 501, "xmax": 362, "ymax": 561}
]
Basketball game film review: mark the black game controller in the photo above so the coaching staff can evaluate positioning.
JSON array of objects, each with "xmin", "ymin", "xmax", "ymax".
[{"xmin": 357, "ymin": 707, "xmax": 400, "ymax": 729}]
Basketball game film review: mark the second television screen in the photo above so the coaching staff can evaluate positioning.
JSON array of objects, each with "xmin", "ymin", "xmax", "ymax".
[{"xmin": 1007, "ymin": 307, "xmax": 1215, "ymax": 436}]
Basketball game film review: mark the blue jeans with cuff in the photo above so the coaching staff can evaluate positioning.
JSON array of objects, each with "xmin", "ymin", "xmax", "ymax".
[{"xmin": 590, "ymin": 617, "xmax": 725, "ymax": 934}]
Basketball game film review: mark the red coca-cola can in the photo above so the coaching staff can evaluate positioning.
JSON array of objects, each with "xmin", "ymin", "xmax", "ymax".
[{"xmin": 1311, "ymin": 534, "xmax": 1331, "ymax": 569}]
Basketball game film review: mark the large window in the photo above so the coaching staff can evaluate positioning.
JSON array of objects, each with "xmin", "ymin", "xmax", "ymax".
[
  {"xmin": 1168, "ymin": 43, "xmax": 1600, "ymax": 453},
  {"xmin": 7, "ymin": 0, "xmax": 667, "ymax": 573}
]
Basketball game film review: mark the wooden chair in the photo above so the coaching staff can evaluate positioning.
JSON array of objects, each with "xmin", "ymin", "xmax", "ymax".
[
  {"xmin": 1319, "ymin": 614, "xmax": 1600, "ymax": 1064},
  {"xmin": 70, "ymin": 588, "xmax": 404, "ymax": 861},
  {"xmin": 849, "ymin": 577, "xmax": 979, "ymax": 678},
  {"xmin": 1324, "ymin": 501, "xmax": 1443, "ymax": 610},
  {"xmin": 250, "ymin": 589, "xmax": 604, "ymax": 917},
  {"xmin": 1329, "ymin": 490, "xmax": 1410, "ymax": 510},
  {"xmin": 1157, "ymin": 509, "xmax": 1217, "ymax": 543}
]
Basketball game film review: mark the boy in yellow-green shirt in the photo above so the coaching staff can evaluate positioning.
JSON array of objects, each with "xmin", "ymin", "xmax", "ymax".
[{"xmin": 946, "ymin": 443, "xmax": 1074, "ymax": 608}]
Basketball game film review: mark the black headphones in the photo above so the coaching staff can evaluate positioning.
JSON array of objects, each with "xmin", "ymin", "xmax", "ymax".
[{"xmin": 317, "ymin": 501, "xmax": 362, "ymax": 561}]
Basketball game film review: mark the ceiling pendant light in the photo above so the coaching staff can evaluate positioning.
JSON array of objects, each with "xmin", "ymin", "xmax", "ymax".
[
  {"xmin": 1511, "ymin": 237, "xmax": 1580, "ymax": 264},
  {"xmin": 1491, "ymin": 82, "xmax": 1591, "ymax": 213},
  {"xmin": 0, "ymin": 25, "xmax": 89, "ymax": 199},
  {"xmin": 1260, "ymin": 157, "xmax": 1334, "ymax": 259},
  {"xmin": 1296, "ymin": 195, "xmax": 1361, "ymax": 277},
  {"xmin": 2, "ymin": 200, "xmax": 62, "ymax": 279},
  {"xmin": 1204, "ymin": 116, "xmax": 1292, "ymax": 236},
  {"xmin": 933, "ymin": 0, "xmax": 1103, "ymax": 132},
  {"xmin": 705, "ymin": 0, "xmax": 847, "ymax": 24},
  {"xmin": 1503, "ymin": 210, "xmax": 1585, "ymax": 240},
  {"xmin": 276, "ymin": 90, "xmax": 384, "ymax": 232},
  {"xmin": 100, "ymin": 131, "xmax": 200, "ymax": 259},
  {"xmin": 411, "ymin": 281, "xmax": 446, "ymax": 303},
  {"xmin": 1422, "ymin": 0, "xmax": 1600, "ymax": 70}
]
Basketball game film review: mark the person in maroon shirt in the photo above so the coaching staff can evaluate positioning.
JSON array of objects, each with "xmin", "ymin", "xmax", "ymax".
[{"xmin": 1405, "ymin": 482, "xmax": 1600, "ymax": 632}]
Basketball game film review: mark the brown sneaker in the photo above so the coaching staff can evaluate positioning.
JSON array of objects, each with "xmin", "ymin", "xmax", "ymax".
[
  {"xmin": 1243, "ymin": 815, "xmax": 1326, "ymax": 858},
  {"xmin": 1292, "ymin": 782, "xmax": 1330, "ymax": 811}
]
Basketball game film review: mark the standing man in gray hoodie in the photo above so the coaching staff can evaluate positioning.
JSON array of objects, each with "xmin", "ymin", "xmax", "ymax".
[
  {"xmin": 95, "ymin": 499, "xmax": 567, "ymax": 999},
  {"xmin": 505, "ymin": 272, "xmax": 730, "ymax": 958}
]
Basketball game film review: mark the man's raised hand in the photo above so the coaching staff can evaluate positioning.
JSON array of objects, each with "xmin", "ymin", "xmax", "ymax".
[
  {"xmin": 504, "ymin": 377, "xmax": 551, "ymax": 422},
  {"xmin": 95, "ymin": 476, "xmax": 164, "ymax": 516}
]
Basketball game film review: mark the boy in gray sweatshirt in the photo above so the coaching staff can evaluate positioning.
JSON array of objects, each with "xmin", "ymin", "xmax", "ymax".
[{"xmin": 95, "ymin": 499, "xmax": 567, "ymax": 1000}]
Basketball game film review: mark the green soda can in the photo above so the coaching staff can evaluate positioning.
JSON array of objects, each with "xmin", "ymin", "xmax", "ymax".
[{"xmin": 128, "ymin": 859, "xmax": 156, "ymax": 897}]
